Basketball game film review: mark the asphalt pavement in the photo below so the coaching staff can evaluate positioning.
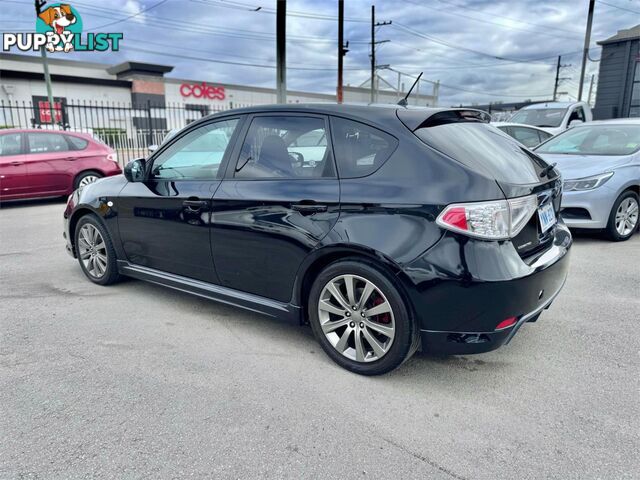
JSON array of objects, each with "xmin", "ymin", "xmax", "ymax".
[{"xmin": 1, "ymin": 198, "xmax": 638, "ymax": 479}]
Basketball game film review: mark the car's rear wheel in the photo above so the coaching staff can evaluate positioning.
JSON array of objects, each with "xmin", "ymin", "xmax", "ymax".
[
  {"xmin": 308, "ymin": 260, "xmax": 417, "ymax": 375},
  {"xmin": 74, "ymin": 170, "xmax": 103, "ymax": 190},
  {"xmin": 606, "ymin": 191, "xmax": 639, "ymax": 241},
  {"xmin": 74, "ymin": 215, "xmax": 120, "ymax": 285}
]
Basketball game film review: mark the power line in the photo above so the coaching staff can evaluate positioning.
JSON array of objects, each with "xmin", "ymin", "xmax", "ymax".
[
  {"xmin": 397, "ymin": 0, "xmax": 582, "ymax": 41},
  {"xmin": 85, "ymin": 0, "xmax": 170, "ymax": 31},
  {"xmin": 597, "ymin": 0, "xmax": 640, "ymax": 14}
]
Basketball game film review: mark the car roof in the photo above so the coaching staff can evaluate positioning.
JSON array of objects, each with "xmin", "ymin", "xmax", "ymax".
[
  {"xmin": 491, "ymin": 122, "xmax": 548, "ymax": 130},
  {"xmin": 205, "ymin": 103, "xmax": 490, "ymax": 131},
  {"xmin": 579, "ymin": 118, "xmax": 640, "ymax": 126},
  {"xmin": 520, "ymin": 101, "xmax": 584, "ymax": 110}
]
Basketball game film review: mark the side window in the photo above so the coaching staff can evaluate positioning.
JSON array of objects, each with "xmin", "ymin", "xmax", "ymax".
[
  {"xmin": 330, "ymin": 117, "xmax": 398, "ymax": 178},
  {"xmin": 235, "ymin": 116, "xmax": 335, "ymax": 179},
  {"xmin": 511, "ymin": 127, "xmax": 541, "ymax": 148},
  {"xmin": 568, "ymin": 107, "xmax": 585, "ymax": 123},
  {"xmin": 65, "ymin": 135, "xmax": 88, "ymax": 150},
  {"xmin": 151, "ymin": 119, "xmax": 239, "ymax": 180},
  {"xmin": 0, "ymin": 133, "xmax": 23, "ymax": 156},
  {"xmin": 27, "ymin": 133, "xmax": 69, "ymax": 153},
  {"xmin": 538, "ymin": 131, "xmax": 553, "ymax": 143}
]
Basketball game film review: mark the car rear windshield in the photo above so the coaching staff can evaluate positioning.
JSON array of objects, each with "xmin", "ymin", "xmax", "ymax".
[
  {"xmin": 509, "ymin": 108, "xmax": 567, "ymax": 128},
  {"xmin": 535, "ymin": 124, "xmax": 640, "ymax": 156},
  {"xmin": 414, "ymin": 122, "xmax": 548, "ymax": 185}
]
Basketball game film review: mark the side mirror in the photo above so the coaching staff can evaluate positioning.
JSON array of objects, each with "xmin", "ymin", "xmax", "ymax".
[
  {"xmin": 568, "ymin": 119, "xmax": 584, "ymax": 128},
  {"xmin": 124, "ymin": 158, "xmax": 146, "ymax": 183},
  {"xmin": 148, "ymin": 144, "xmax": 158, "ymax": 153}
]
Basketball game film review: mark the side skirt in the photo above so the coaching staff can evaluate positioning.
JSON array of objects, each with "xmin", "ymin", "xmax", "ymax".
[{"xmin": 117, "ymin": 261, "xmax": 302, "ymax": 324}]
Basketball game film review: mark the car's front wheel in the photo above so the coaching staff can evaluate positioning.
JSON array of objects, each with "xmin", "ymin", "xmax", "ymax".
[
  {"xmin": 74, "ymin": 215, "xmax": 121, "ymax": 285},
  {"xmin": 606, "ymin": 191, "xmax": 639, "ymax": 241},
  {"xmin": 308, "ymin": 260, "xmax": 417, "ymax": 375}
]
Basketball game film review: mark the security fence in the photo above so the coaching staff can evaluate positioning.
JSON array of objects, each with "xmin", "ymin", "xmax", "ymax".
[{"xmin": 0, "ymin": 99, "xmax": 244, "ymax": 165}]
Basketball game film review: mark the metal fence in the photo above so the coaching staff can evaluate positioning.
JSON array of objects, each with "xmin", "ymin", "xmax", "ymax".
[{"xmin": 0, "ymin": 99, "xmax": 242, "ymax": 165}]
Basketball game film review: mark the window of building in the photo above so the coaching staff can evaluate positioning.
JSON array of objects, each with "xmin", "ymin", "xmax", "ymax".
[
  {"xmin": 235, "ymin": 116, "xmax": 335, "ymax": 179},
  {"xmin": 630, "ymin": 62, "xmax": 640, "ymax": 118},
  {"xmin": 329, "ymin": 117, "xmax": 398, "ymax": 178}
]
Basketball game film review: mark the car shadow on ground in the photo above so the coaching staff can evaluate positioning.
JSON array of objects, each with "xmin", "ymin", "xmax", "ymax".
[
  {"xmin": 115, "ymin": 275, "xmax": 513, "ymax": 381},
  {"xmin": 0, "ymin": 197, "xmax": 67, "ymax": 209}
]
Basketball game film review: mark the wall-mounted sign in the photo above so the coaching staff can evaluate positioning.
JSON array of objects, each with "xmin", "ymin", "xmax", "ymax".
[
  {"xmin": 180, "ymin": 82, "xmax": 225, "ymax": 100},
  {"xmin": 32, "ymin": 95, "xmax": 67, "ymax": 125}
]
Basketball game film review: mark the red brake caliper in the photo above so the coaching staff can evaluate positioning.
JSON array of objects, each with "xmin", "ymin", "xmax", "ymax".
[{"xmin": 372, "ymin": 296, "xmax": 391, "ymax": 324}]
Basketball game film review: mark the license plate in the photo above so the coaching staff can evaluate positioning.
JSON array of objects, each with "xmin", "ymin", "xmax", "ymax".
[{"xmin": 538, "ymin": 203, "xmax": 556, "ymax": 233}]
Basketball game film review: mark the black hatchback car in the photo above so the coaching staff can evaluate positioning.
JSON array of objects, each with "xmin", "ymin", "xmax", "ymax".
[{"xmin": 64, "ymin": 104, "xmax": 571, "ymax": 375}]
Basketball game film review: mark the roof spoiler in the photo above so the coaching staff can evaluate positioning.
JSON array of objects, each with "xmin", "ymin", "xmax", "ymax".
[{"xmin": 397, "ymin": 108, "xmax": 491, "ymax": 131}]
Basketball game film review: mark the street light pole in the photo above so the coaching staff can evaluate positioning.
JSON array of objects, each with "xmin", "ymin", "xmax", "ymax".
[
  {"xmin": 35, "ymin": 0, "xmax": 56, "ymax": 125},
  {"xmin": 578, "ymin": 0, "xmax": 595, "ymax": 101},
  {"xmin": 276, "ymin": 0, "xmax": 286, "ymax": 104}
]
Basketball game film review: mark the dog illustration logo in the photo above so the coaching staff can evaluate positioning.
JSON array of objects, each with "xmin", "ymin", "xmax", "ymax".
[{"xmin": 36, "ymin": 2, "xmax": 82, "ymax": 52}]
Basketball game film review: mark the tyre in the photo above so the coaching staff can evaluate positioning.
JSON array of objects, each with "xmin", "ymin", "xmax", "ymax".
[
  {"xmin": 308, "ymin": 259, "xmax": 417, "ymax": 375},
  {"xmin": 74, "ymin": 214, "xmax": 121, "ymax": 285},
  {"xmin": 74, "ymin": 170, "xmax": 103, "ymax": 190},
  {"xmin": 605, "ymin": 191, "xmax": 639, "ymax": 241}
]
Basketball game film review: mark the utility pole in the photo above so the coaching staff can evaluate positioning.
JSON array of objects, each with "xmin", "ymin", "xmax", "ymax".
[
  {"xmin": 276, "ymin": 0, "xmax": 286, "ymax": 104},
  {"xmin": 587, "ymin": 74, "xmax": 595, "ymax": 106},
  {"xmin": 578, "ymin": 0, "xmax": 595, "ymax": 101},
  {"xmin": 553, "ymin": 55, "xmax": 571, "ymax": 101},
  {"xmin": 370, "ymin": 5, "xmax": 391, "ymax": 103},
  {"xmin": 35, "ymin": 0, "xmax": 55, "ymax": 125},
  {"xmin": 337, "ymin": 0, "xmax": 349, "ymax": 103}
]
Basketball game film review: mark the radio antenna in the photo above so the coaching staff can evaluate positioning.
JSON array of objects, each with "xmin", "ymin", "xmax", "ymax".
[{"xmin": 398, "ymin": 72, "xmax": 423, "ymax": 106}]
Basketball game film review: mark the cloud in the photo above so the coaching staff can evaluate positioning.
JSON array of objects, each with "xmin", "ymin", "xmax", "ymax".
[{"xmin": 2, "ymin": 0, "xmax": 632, "ymax": 105}]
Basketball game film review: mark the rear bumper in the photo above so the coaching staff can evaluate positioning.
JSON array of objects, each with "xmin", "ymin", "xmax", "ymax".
[{"xmin": 404, "ymin": 222, "xmax": 572, "ymax": 355}]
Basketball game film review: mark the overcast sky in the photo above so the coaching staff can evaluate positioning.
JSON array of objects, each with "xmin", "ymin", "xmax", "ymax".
[{"xmin": 2, "ymin": 0, "xmax": 636, "ymax": 105}]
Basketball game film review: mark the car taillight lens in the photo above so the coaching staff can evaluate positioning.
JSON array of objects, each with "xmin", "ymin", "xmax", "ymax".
[
  {"xmin": 436, "ymin": 194, "xmax": 538, "ymax": 240},
  {"xmin": 107, "ymin": 152, "xmax": 118, "ymax": 164}
]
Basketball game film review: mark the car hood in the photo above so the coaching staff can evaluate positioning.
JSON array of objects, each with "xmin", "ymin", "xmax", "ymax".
[{"xmin": 536, "ymin": 153, "xmax": 631, "ymax": 180}]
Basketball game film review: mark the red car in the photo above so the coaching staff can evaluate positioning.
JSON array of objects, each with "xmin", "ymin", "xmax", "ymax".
[{"xmin": 0, "ymin": 128, "xmax": 122, "ymax": 201}]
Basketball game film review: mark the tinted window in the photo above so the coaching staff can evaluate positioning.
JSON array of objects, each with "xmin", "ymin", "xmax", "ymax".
[
  {"xmin": 235, "ymin": 116, "xmax": 335, "ymax": 179},
  {"xmin": 66, "ymin": 135, "xmax": 88, "ymax": 150},
  {"xmin": 0, "ymin": 133, "xmax": 22, "ymax": 156},
  {"xmin": 330, "ymin": 117, "xmax": 397, "ymax": 178},
  {"xmin": 510, "ymin": 108, "xmax": 567, "ymax": 128},
  {"xmin": 414, "ymin": 122, "xmax": 547, "ymax": 184},
  {"xmin": 27, "ymin": 133, "xmax": 69, "ymax": 153},
  {"xmin": 151, "ymin": 119, "xmax": 238, "ymax": 180},
  {"xmin": 535, "ymin": 124, "xmax": 640, "ymax": 156},
  {"xmin": 510, "ymin": 126, "xmax": 543, "ymax": 148}
]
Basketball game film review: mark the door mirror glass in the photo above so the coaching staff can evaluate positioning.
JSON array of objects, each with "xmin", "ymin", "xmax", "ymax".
[
  {"xmin": 148, "ymin": 144, "xmax": 159, "ymax": 153},
  {"xmin": 124, "ymin": 158, "xmax": 146, "ymax": 182}
]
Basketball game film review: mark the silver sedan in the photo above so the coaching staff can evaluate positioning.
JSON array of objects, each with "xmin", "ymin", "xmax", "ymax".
[{"xmin": 535, "ymin": 119, "xmax": 640, "ymax": 241}]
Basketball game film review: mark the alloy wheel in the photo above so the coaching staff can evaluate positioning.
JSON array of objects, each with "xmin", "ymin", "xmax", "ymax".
[
  {"xmin": 317, "ymin": 274, "xmax": 395, "ymax": 363},
  {"xmin": 615, "ymin": 197, "xmax": 639, "ymax": 237},
  {"xmin": 78, "ymin": 175, "xmax": 99, "ymax": 188},
  {"xmin": 78, "ymin": 224, "xmax": 108, "ymax": 278}
]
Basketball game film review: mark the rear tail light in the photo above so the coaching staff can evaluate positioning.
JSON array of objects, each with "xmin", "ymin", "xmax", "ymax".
[
  {"xmin": 107, "ymin": 152, "xmax": 118, "ymax": 164},
  {"xmin": 436, "ymin": 194, "xmax": 537, "ymax": 240},
  {"xmin": 495, "ymin": 317, "xmax": 517, "ymax": 330}
]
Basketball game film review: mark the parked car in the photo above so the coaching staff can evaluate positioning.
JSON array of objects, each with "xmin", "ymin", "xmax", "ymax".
[
  {"xmin": 0, "ymin": 128, "xmax": 121, "ymax": 201},
  {"xmin": 63, "ymin": 105, "xmax": 571, "ymax": 375},
  {"xmin": 535, "ymin": 119, "xmax": 640, "ymax": 241},
  {"xmin": 509, "ymin": 101, "xmax": 593, "ymax": 136},
  {"xmin": 492, "ymin": 122, "xmax": 554, "ymax": 148}
]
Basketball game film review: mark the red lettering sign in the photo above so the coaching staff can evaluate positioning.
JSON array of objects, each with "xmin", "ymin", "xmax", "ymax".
[
  {"xmin": 179, "ymin": 82, "xmax": 225, "ymax": 100},
  {"xmin": 38, "ymin": 101, "xmax": 63, "ymax": 123}
]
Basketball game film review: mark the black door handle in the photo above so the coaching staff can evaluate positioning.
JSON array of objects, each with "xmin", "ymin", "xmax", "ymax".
[
  {"xmin": 291, "ymin": 203, "xmax": 328, "ymax": 214},
  {"xmin": 183, "ymin": 199, "xmax": 208, "ymax": 209}
]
